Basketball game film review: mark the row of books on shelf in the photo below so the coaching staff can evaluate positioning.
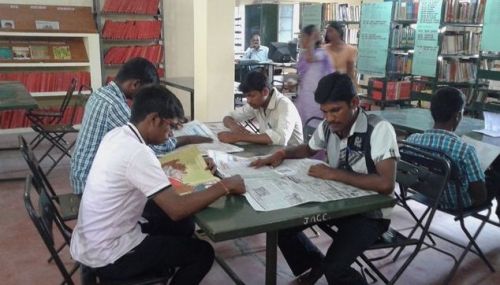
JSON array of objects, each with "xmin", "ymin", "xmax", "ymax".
[
  {"xmin": 322, "ymin": 3, "xmax": 360, "ymax": 22},
  {"xmin": 388, "ymin": 53, "xmax": 412, "ymax": 74},
  {"xmin": 343, "ymin": 28, "xmax": 358, "ymax": 45},
  {"xmin": 393, "ymin": 0, "xmax": 419, "ymax": 21},
  {"xmin": 0, "ymin": 71, "xmax": 90, "ymax": 92},
  {"xmin": 103, "ymin": 0, "xmax": 159, "ymax": 15},
  {"xmin": 104, "ymin": 45, "xmax": 163, "ymax": 64},
  {"xmin": 102, "ymin": 20, "xmax": 162, "ymax": 40},
  {"xmin": 0, "ymin": 105, "xmax": 84, "ymax": 129},
  {"xmin": 438, "ymin": 60, "xmax": 477, "ymax": 82},
  {"xmin": 370, "ymin": 79, "xmax": 411, "ymax": 101},
  {"xmin": 0, "ymin": 44, "xmax": 72, "ymax": 61},
  {"xmin": 441, "ymin": 32, "xmax": 481, "ymax": 55},
  {"xmin": 391, "ymin": 25, "xmax": 415, "ymax": 48},
  {"xmin": 444, "ymin": 0, "xmax": 486, "ymax": 24},
  {"xmin": 105, "ymin": 67, "xmax": 164, "ymax": 84}
]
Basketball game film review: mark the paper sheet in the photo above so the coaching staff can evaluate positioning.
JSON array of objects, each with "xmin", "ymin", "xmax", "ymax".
[
  {"xmin": 173, "ymin": 120, "xmax": 244, "ymax": 154},
  {"xmin": 473, "ymin": 112, "xmax": 500, "ymax": 137},
  {"xmin": 462, "ymin": 135, "xmax": 500, "ymax": 172},
  {"xmin": 208, "ymin": 150, "xmax": 376, "ymax": 211}
]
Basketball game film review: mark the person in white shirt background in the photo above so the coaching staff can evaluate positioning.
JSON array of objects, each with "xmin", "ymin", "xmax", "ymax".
[{"xmin": 241, "ymin": 32, "xmax": 269, "ymax": 62}]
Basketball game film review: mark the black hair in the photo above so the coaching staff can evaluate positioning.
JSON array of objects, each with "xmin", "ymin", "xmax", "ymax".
[
  {"xmin": 314, "ymin": 72, "xmax": 356, "ymax": 104},
  {"xmin": 115, "ymin": 57, "xmax": 160, "ymax": 85},
  {"xmin": 239, "ymin": 71, "xmax": 270, "ymax": 93},
  {"xmin": 325, "ymin": 22, "xmax": 345, "ymax": 44},
  {"xmin": 130, "ymin": 84, "xmax": 184, "ymax": 124},
  {"xmin": 250, "ymin": 32, "xmax": 261, "ymax": 39},
  {"xmin": 301, "ymin": 24, "xmax": 321, "ymax": 48},
  {"xmin": 430, "ymin": 87, "xmax": 465, "ymax": 123}
]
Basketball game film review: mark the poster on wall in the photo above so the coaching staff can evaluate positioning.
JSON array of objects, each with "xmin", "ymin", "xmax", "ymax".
[
  {"xmin": 357, "ymin": 2, "xmax": 393, "ymax": 76},
  {"xmin": 412, "ymin": 0, "xmax": 443, "ymax": 77},
  {"xmin": 481, "ymin": 0, "xmax": 500, "ymax": 52}
]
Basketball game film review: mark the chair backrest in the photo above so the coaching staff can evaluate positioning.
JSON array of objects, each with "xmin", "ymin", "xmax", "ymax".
[
  {"xmin": 58, "ymin": 78, "xmax": 77, "ymax": 115},
  {"xmin": 24, "ymin": 175, "xmax": 74, "ymax": 285},
  {"xmin": 397, "ymin": 142, "xmax": 451, "ymax": 207},
  {"xmin": 19, "ymin": 135, "xmax": 75, "ymax": 227},
  {"xmin": 303, "ymin": 116, "xmax": 323, "ymax": 143}
]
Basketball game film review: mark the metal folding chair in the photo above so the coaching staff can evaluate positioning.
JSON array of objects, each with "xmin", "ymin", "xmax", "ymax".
[
  {"xmin": 24, "ymin": 175, "xmax": 78, "ymax": 285},
  {"xmin": 394, "ymin": 141, "xmax": 495, "ymax": 284},
  {"xmin": 319, "ymin": 142, "xmax": 452, "ymax": 284},
  {"xmin": 303, "ymin": 116, "xmax": 323, "ymax": 143},
  {"xmin": 26, "ymin": 80, "xmax": 92, "ymax": 175}
]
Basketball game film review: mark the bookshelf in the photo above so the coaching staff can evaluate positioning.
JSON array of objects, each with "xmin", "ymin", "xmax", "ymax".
[
  {"xmin": 93, "ymin": 0, "xmax": 165, "ymax": 83},
  {"xmin": 360, "ymin": 0, "xmax": 417, "ymax": 109},
  {"xmin": 321, "ymin": 2, "xmax": 361, "ymax": 45},
  {"xmin": 411, "ymin": 0, "xmax": 486, "ymax": 107},
  {"xmin": 470, "ymin": 52, "xmax": 500, "ymax": 115},
  {"xmin": 0, "ymin": 4, "xmax": 102, "ymax": 130}
]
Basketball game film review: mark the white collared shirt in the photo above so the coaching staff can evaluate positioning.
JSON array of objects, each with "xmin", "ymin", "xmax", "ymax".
[
  {"xmin": 243, "ymin": 45, "xmax": 269, "ymax": 62},
  {"xmin": 229, "ymin": 88, "xmax": 303, "ymax": 146},
  {"xmin": 70, "ymin": 123, "xmax": 170, "ymax": 267}
]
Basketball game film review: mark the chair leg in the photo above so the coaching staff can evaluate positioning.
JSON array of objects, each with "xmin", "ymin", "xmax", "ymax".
[
  {"xmin": 443, "ymin": 210, "xmax": 495, "ymax": 284},
  {"xmin": 48, "ymin": 242, "xmax": 67, "ymax": 263}
]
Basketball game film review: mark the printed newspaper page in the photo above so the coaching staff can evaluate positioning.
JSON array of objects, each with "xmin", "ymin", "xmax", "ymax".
[
  {"xmin": 207, "ymin": 150, "xmax": 376, "ymax": 211},
  {"xmin": 173, "ymin": 120, "xmax": 244, "ymax": 154}
]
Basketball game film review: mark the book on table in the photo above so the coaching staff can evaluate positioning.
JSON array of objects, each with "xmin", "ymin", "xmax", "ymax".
[{"xmin": 158, "ymin": 145, "xmax": 219, "ymax": 195}]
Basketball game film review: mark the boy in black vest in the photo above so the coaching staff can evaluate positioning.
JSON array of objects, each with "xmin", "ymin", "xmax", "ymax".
[{"xmin": 251, "ymin": 72, "xmax": 399, "ymax": 285}]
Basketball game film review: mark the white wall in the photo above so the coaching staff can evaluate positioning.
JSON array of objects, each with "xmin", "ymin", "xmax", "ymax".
[{"xmin": 193, "ymin": 0, "xmax": 235, "ymax": 122}]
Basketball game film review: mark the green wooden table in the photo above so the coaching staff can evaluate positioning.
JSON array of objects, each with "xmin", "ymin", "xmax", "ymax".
[
  {"xmin": 195, "ymin": 144, "xmax": 395, "ymax": 285},
  {"xmin": 368, "ymin": 108, "xmax": 484, "ymax": 136},
  {"xmin": 0, "ymin": 81, "xmax": 37, "ymax": 111}
]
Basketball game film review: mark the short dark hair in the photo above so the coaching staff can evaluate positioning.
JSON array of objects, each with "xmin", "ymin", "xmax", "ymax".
[
  {"xmin": 239, "ymin": 71, "xmax": 270, "ymax": 93},
  {"xmin": 301, "ymin": 25, "xmax": 321, "ymax": 48},
  {"xmin": 325, "ymin": 22, "xmax": 345, "ymax": 43},
  {"xmin": 115, "ymin": 57, "xmax": 159, "ymax": 85},
  {"xmin": 314, "ymin": 72, "xmax": 356, "ymax": 104},
  {"xmin": 130, "ymin": 84, "xmax": 184, "ymax": 124},
  {"xmin": 430, "ymin": 87, "xmax": 465, "ymax": 123},
  {"xmin": 251, "ymin": 32, "xmax": 261, "ymax": 39}
]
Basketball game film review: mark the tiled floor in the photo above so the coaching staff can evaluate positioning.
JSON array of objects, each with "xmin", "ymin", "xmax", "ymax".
[{"xmin": 1, "ymin": 131, "xmax": 500, "ymax": 285}]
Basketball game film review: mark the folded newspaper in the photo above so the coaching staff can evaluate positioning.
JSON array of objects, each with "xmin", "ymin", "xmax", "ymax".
[
  {"xmin": 173, "ymin": 120, "xmax": 244, "ymax": 154},
  {"xmin": 207, "ymin": 150, "xmax": 376, "ymax": 211},
  {"xmin": 158, "ymin": 145, "xmax": 219, "ymax": 195}
]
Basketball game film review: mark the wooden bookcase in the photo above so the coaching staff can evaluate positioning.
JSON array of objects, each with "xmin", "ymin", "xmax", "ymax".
[
  {"xmin": 0, "ymin": 4, "xmax": 102, "ymax": 131},
  {"xmin": 93, "ymin": 0, "xmax": 165, "ymax": 83}
]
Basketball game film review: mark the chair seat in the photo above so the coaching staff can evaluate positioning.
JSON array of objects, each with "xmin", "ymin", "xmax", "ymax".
[
  {"xmin": 81, "ymin": 264, "xmax": 172, "ymax": 285},
  {"xmin": 36, "ymin": 124, "xmax": 79, "ymax": 133},
  {"xmin": 409, "ymin": 192, "xmax": 492, "ymax": 218},
  {"xmin": 369, "ymin": 228, "xmax": 419, "ymax": 250},
  {"xmin": 57, "ymin": 193, "xmax": 81, "ymax": 221},
  {"xmin": 28, "ymin": 110, "xmax": 63, "ymax": 118}
]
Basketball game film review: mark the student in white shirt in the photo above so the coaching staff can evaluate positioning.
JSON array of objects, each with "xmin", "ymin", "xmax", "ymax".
[
  {"xmin": 218, "ymin": 71, "xmax": 303, "ymax": 146},
  {"xmin": 70, "ymin": 85, "xmax": 245, "ymax": 284}
]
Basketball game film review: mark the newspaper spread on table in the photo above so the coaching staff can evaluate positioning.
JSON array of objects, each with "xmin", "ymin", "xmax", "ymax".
[
  {"xmin": 173, "ymin": 120, "xmax": 244, "ymax": 154},
  {"xmin": 207, "ymin": 150, "xmax": 377, "ymax": 211}
]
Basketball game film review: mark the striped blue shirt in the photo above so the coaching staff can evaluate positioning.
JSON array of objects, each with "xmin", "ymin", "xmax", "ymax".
[
  {"xmin": 406, "ymin": 129, "xmax": 485, "ymax": 210},
  {"xmin": 70, "ymin": 82, "xmax": 176, "ymax": 194}
]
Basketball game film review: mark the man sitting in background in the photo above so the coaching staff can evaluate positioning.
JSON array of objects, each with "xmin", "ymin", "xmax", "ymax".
[
  {"xmin": 241, "ymin": 32, "xmax": 269, "ymax": 62},
  {"xmin": 70, "ymin": 57, "xmax": 211, "ymax": 195},
  {"xmin": 218, "ymin": 71, "xmax": 303, "ymax": 146},
  {"xmin": 70, "ymin": 85, "xmax": 245, "ymax": 284},
  {"xmin": 406, "ymin": 87, "xmax": 498, "ymax": 214}
]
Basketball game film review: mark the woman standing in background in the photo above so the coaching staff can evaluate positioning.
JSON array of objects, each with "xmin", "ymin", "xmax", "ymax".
[
  {"xmin": 295, "ymin": 25, "xmax": 334, "ymax": 125},
  {"xmin": 324, "ymin": 21, "xmax": 358, "ymax": 83}
]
